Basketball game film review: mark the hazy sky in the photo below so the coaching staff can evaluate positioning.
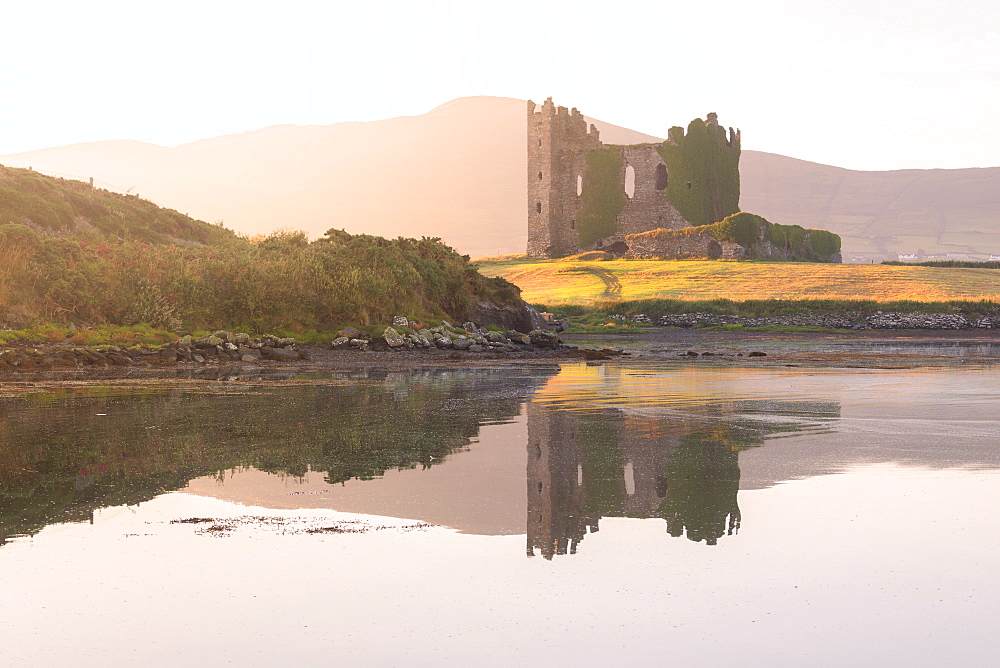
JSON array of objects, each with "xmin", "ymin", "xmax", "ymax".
[{"xmin": 1, "ymin": 0, "xmax": 997, "ymax": 170}]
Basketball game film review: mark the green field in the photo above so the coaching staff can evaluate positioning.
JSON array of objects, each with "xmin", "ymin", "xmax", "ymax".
[{"xmin": 476, "ymin": 257, "xmax": 1000, "ymax": 305}]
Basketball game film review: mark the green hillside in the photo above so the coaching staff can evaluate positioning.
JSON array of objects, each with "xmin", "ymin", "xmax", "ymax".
[
  {"xmin": 0, "ymin": 167, "xmax": 520, "ymax": 332},
  {"xmin": 0, "ymin": 164, "xmax": 236, "ymax": 246}
]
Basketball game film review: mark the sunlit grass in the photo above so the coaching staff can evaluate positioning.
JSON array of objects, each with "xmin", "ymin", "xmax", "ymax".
[
  {"xmin": 478, "ymin": 259, "xmax": 1000, "ymax": 305},
  {"xmin": 0, "ymin": 323, "xmax": 176, "ymax": 347}
]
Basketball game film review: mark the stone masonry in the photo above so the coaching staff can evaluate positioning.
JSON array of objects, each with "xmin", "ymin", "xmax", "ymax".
[
  {"xmin": 625, "ymin": 229, "xmax": 745, "ymax": 260},
  {"xmin": 527, "ymin": 97, "xmax": 740, "ymax": 259},
  {"xmin": 526, "ymin": 98, "xmax": 600, "ymax": 258}
]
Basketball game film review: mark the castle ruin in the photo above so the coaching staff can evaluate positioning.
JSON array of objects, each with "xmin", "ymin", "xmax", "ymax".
[{"xmin": 526, "ymin": 98, "xmax": 741, "ymax": 259}]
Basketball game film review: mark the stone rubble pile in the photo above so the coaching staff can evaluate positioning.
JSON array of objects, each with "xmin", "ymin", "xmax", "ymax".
[
  {"xmin": 0, "ymin": 330, "xmax": 309, "ymax": 373},
  {"xmin": 169, "ymin": 331, "xmax": 308, "ymax": 363},
  {"xmin": 330, "ymin": 317, "xmax": 564, "ymax": 354}
]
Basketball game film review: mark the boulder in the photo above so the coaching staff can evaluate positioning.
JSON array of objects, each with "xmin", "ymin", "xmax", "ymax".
[
  {"xmin": 453, "ymin": 338, "xmax": 472, "ymax": 351},
  {"xmin": 337, "ymin": 326, "xmax": 362, "ymax": 339},
  {"xmin": 435, "ymin": 337, "xmax": 453, "ymax": 349},
  {"xmin": 392, "ymin": 315, "xmax": 409, "ymax": 327},
  {"xmin": 469, "ymin": 301, "xmax": 551, "ymax": 334},
  {"xmin": 195, "ymin": 335, "xmax": 223, "ymax": 348},
  {"xmin": 486, "ymin": 331, "xmax": 507, "ymax": 344},
  {"xmin": 529, "ymin": 330, "xmax": 561, "ymax": 347},
  {"xmin": 382, "ymin": 326, "xmax": 407, "ymax": 348},
  {"xmin": 175, "ymin": 335, "xmax": 193, "ymax": 348},
  {"xmin": 331, "ymin": 336, "xmax": 350, "ymax": 348}
]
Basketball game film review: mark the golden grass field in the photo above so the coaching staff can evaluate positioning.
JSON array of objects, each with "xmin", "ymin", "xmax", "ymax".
[{"xmin": 475, "ymin": 257, "xmax": 1000, "ymax": 305}]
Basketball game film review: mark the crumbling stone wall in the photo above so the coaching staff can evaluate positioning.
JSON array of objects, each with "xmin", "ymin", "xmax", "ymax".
[
  {"xmin": 527, "ymin": 97, "xmax": 741, "ymax": 259},
  {"xmin": 616, "ymin": 145, "xmax": 690, "ymax": 237},
  {"xmin": 624, "ymin": 212, "xmax": 842, "ymax": 263},
  {"xmin": 625, "ymin": 230, "xmax": 744, "ymax": 260}
]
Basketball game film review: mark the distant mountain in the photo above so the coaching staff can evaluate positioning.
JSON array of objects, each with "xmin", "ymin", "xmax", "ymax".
[
  {"xmin": 3, "ymin": 96, "xmax": 998, "ymax": 259},
  {"xmin": 740, "ymin": 152, "xmax": 1000, "ymax": 260}
]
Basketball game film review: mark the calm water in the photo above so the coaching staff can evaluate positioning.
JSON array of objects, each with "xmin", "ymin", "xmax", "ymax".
[{"xmin": 2, "ymin": 363, "xmax": 1000, "ymax": 665}]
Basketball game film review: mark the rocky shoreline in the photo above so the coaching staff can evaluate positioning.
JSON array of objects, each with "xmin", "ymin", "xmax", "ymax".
[
  {"xmin": 330, "ymin": 316, "xmax": 564, "ymax": 353},
  {"xmin": 616, "ymin": 311, "xmax": 998, "ymax": 330},
  {"xmin": 0, "ymin": 320, "xmax": 583, "ymax": 375},
  {"xmin": 4, "ymin": 312, "xmax": 1000, "ymax": 376}
]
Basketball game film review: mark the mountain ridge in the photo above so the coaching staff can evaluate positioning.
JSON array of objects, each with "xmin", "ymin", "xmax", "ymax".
[{"xmin": 3, "ymin": 96, "xmax": 998, "ymax": 259}]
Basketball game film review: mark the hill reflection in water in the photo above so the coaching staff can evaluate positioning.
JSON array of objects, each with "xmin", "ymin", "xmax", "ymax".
[
  {"xmin": 0, "ymin": 367, "xmax": 556, "ymax": 546},
  {"xmin": 10, "ymin": 363, "xmax": 996, "ymax": 560}
]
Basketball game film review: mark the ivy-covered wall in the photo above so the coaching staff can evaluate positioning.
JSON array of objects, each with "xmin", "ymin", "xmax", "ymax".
[
  {"xmin": 626, "ymin": 212, "xmax": 842, "ymax": 263},
  {"xmin": 577, "ymin": 148, "xmax": 628, "ymax": 248},
  {"xmin": 655, "ymin": 119, "xmax": 741, "ymax": 226}
]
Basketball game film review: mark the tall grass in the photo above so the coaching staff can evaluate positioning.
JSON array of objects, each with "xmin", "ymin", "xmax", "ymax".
[{"xmin": 0, "ymin": 226, "xmax": 520, "ymax": 332}]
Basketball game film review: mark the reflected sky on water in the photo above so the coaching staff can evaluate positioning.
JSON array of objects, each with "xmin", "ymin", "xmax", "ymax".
[{"xmin": 2, "ymin": 362, "xmax": 1000, "ymax": 664}]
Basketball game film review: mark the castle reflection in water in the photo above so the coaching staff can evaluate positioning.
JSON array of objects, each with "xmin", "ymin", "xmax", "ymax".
[{"xmin": 525, "ymin": 397, "xmax": 838, "ymax": 559}]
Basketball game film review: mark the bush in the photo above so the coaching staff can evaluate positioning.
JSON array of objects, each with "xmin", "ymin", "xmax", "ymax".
[{"xmin": 0, "ymin": 222, "xmax": 521, "ymax": 331}]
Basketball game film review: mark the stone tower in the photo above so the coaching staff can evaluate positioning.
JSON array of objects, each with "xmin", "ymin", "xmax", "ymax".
[
  {"xmin": 526, "ymin": 97, "xmax": 742, "ymax": 259},
  {"xmin": 526, "ymin": 98, "xmax": 601, "ymax": 259}
]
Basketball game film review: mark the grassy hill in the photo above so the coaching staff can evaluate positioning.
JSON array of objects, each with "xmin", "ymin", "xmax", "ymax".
[
  {"xmin": 0, "ymin": 164, "xmax": 236, "ymax": 246},
  {"xmin": 4, "ymin": 96, "xmax": 997, "ymax": 260},
  {"xmin": 477, "ymin": 257, "xmax": 1000, "ymax": 305},
  {"xmin": 0, "ymin": 167, "xmax": 520, "ymax": 333}
]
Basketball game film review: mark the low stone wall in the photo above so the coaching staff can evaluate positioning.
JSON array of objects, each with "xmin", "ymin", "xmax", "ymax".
[
  {"xmin": 623, "ymin": 215, "xmax": 842, "ymax": 263},
  {"xmin": 625, "ymin": 230, "xmax": 744, "ymax": 260},
  {"xmin": 614, "ymin": 312, "xmax": 998, "ymax": 330}
]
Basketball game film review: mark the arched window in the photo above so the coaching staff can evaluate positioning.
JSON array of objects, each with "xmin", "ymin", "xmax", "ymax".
[
  {"xmin": 655, "ymin": 164, "xmax": 668, "ymax": 190},
  {"xmin": 538, "ymin": 171, "xmax": 543, "ymax": 180},
  {"xmin": 624, "ymin": 164, "xmax": 636, "ymax": 198},
  {"xmin": 536, "ymin": 202, "xmax": 542, "ymax": 214}
]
